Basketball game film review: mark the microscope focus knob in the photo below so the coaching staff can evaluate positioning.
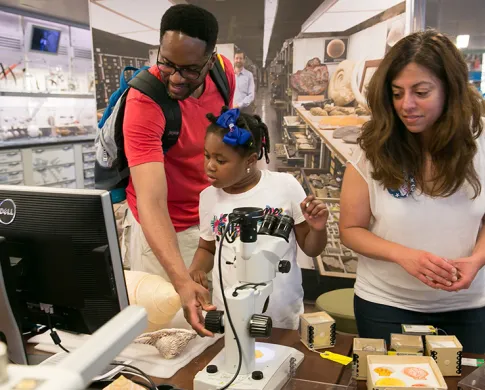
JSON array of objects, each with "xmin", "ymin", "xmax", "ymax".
[
  {"xmin": 249, "ymin": 314, "xmax": 272, "ymax": 338},
  {"xmin": 205, "ymin": 310, "xmax": 224, "ymax": 334},
  {"xmin": 278, "ymin": 260, "xmax": 291, "ymax": 274}
]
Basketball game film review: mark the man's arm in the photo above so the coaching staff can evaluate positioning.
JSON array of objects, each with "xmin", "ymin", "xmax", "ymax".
[
  {"xmin": 131, "ymin": 162, "xmax": 215, "ymax": 336},
  {"xmin": 131, "ymin": 162, "xmax": 191, "ymax": 288}
]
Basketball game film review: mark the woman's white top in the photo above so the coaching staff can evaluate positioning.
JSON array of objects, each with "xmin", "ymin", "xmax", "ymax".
[{"xmin": 350, "ymin": 130, "xmax": 485, "ymax": 312}]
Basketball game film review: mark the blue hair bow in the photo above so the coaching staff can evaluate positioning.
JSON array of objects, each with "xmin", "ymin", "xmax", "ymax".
[{"xmin": 216, "ymin": 108, "xmax": 252, "ymax": 146}]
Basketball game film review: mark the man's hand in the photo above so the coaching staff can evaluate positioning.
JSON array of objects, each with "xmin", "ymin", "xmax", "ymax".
[
  {"xmin": 438, "ymin": 255, "xmax": 484, "ymax": 292},
  {"xmin": 190, "ymin": 269, "xmax": 209, "ymax": 289},
  {"xmin": 175, "ymin": 279, "xmax": 216, "ymax": 337}
]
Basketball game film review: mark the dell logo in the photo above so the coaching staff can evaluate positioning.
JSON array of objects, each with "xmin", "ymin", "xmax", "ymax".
[{"xmin": 0, "ymin": 199, "xmax": 16, "ymax": 225}]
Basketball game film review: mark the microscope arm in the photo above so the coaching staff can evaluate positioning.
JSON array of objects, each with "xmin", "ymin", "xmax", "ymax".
[{"xmin": 0, "ymin": 306, "xmax": 147, "ymax": 390}]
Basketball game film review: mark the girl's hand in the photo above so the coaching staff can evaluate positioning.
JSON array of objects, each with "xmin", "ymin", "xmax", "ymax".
[
  {"xmin": 189, "ymin": 269, "xmax": 209, "ymax": 289},
  {"xmin": 300, "ymin": 195, "xmax": 329, "ymax": 232}
]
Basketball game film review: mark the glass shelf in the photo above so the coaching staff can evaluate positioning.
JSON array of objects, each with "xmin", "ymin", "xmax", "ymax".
[{"xmin": 0, "ymin": 91, "xmax": 95, "ymax": 99}]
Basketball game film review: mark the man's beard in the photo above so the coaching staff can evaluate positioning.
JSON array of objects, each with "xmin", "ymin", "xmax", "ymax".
[
  {"xmin": 234, "ymin": 63, "xmax": 243, "ymax": 69},
  {"xmin": 163, "ymin": 78, "xmax": 201, "ymax": 100}
]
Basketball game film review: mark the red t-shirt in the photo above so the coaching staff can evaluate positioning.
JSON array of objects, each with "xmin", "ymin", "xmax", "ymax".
[{"xmin": 123, "ymin": 57, "xmax": 235, "ymax": 232}]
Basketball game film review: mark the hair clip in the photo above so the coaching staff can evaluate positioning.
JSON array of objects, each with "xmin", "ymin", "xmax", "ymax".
[{"xmin": 216, "ymin": 108, "xmax": 252, "ymax": 146}]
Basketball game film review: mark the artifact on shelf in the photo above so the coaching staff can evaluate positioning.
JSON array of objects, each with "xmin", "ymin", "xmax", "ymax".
[
  {"xmin": 309, "ymin": 107, "xmax": 328, "ymax": 116},
  {"xmin": 286, "ymin": 145, "xmax": 297, "ymax": 157},
  {"xmin": 55, "ymin": 124, "xmax": 89, "ymax": 137},
  {"xmin": 355, "ymin": 105, "xmax": 370, "ymax": 116},
  {"xmin": 328, "ymin": 60, "xmax": 356, "ymax": 106},
  {"xmin": 298, "ymin": 142, "xmax": 315, "ymax": 150},
  {"xmin": 318, "ymin": 115, "xmax": 368, "ymax": 128},
  {"xmin": 344, "ymin": 259, "xmax": 358, "ymax": 273},
  {"xmin": 322, "ymin": 255, "xmax": 345, "ymax": 272},
  {"xmin": 27, "ymin": 123, "xmax": 41, "ymax": 138},
  {"xmin": 305, "ymin": 102, "xmax": 369, "ymax": 119},
  {"xmin": 284, "ymin": 115, "xmax": 303, "ymax": 126},
  {"xmin": 291, "ymin": 132, "xmax": 307, "ymax": 145},
  {"xmin": 45, "ymin": 66, "xmax": 65, "ymax": 92},
  {"xmin": 328, "ymin": 106, "xmax": 356, "ymax": 115},
  {"xmin": 275, "ymin": 143, "xmax": 286, "ymax": 158},
  {"xmin": 343, "ymin": 132, "xmax": 359, "ymax": 144},
  {"xmin": 309, "ymin": 173, "xmax": 340, "ymax": 189},
  {"xmin": 333, "ymin": 126, "xmax": 361, "ymax": 139},
  {"xmin": 301, "ymin": 99, "xmax": 334, "ymax": 110},
  {"xmin": 290, "ymin": 57, "xmax": 329, "ymax": 95},
  {"xmin": 316, "ymin": 188, "xmax": 340, "ymax": 199}
]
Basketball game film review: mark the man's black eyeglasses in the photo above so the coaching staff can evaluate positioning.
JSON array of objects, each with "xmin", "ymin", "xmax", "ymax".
[{"xmin": 156, "ymin": 49, "xmax": 214, "ymax": 81}]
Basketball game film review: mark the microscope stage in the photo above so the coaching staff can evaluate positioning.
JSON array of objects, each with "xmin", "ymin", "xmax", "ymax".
[{"xmin": 194, "ymin": 342, "xmax": 304, "ymax": 390}]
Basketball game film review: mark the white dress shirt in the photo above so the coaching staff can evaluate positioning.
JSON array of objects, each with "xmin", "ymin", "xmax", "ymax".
[{"xmin": 234, "ymin": 68, "xmax": 255, "ymax": 109}]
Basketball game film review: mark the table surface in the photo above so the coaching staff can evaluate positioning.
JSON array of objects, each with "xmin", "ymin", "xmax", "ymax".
[
  {"xmin": 157, "ymin": 329, "xmax": 354, "ymax": 390},
  {"xmin": 26, "ymin": 329, "xmax": 482, "ymax": 389},
  {"xmin": 158, "ymin": 330, "xmax": 483, "ymax": 390}
]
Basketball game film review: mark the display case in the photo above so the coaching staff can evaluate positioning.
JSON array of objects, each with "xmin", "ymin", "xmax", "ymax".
[
  {"xmin": 94, "ymin": 53, "xmax": 149, "ymax": 112},
  {"xmin": 0, "ymin": 9, "xmax": 97, "ymax": 188},
  {"xmin": 0, "ymin": 10, "xmax": 96, "ymax": 142}
]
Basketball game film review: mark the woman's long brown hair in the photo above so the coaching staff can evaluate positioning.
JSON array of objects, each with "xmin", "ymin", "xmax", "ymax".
[{"xmin": 360, "ymin": 29, "xmax": 483, "ymax": 198}]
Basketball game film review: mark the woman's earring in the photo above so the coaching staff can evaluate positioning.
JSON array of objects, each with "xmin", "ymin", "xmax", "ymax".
[{"xmin": 246, "ymin": 167, "xmax": 251, "ymax": 174}]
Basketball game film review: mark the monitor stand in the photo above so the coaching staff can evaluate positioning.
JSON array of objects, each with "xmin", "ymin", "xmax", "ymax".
[{"xmin": 0, "ymin": 236, "xmax": 28, "ymax": 364}]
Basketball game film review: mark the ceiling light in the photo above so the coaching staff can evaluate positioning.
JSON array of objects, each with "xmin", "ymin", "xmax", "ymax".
[
  {"xmin": 263, "ymin": 0, "xmax": 278, "ymax": 67},
  {"xmin": 456, "ymin": 34, "xmax": 470, "ymax": 49}
]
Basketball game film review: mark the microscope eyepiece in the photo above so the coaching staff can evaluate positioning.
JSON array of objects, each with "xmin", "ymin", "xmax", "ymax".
[
  {"xmin": 272, "ymin": 215, "xmax": 295, "ymax": 242},
  {"xmin": 258, "ymin": 214, "xmax": 278, "ymax": 236},
  {"xmin": 230, "ymin": 207, "xmax": 264, "ymax": 243}
]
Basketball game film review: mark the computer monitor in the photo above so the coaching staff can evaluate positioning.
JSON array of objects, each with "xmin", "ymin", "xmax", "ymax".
[
  {"xmin": 0, "ymin": 186, "xmax": 128, "ymax": 364},
  {"xmin": 30, "ymin": 25, "xmax": 61, "ymax": 54}
]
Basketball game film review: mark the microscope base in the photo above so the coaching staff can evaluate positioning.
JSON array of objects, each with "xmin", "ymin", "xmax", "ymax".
[{"xmin": 194, "ymin": 342, "xmax": 304, "ymax": 390}]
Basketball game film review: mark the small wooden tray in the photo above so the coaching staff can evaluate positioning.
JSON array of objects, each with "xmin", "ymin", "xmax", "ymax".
[{"xmin": 302, "ymin": 168, "xmax": 340, "ymax": 202}]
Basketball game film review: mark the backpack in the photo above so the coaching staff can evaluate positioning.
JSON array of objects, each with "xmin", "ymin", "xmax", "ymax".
[{"xmin": 94, "ymin": 55, "xmax": 230, "ymax": 202}]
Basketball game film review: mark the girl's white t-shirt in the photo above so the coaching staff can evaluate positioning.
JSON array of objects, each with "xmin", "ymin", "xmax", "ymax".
[
  {"xmin": 199, "ymin": 170, "xmax": 306, "ymax": 330},
  {"xmin": 350, "ymin": 130, "xmax": 485, "ymax": 312}
]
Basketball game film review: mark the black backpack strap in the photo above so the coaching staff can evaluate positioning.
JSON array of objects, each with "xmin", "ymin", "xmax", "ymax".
[
  {"xmin": 128, "ymin": 70, "xmax": 181, "ymax": 153},
  {"xmin": 210, "ymin": 55, "xmax": 230, "ymax": 107}
]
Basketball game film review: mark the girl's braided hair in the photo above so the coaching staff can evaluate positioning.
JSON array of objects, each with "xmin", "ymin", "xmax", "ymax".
[{"xmin": 206, "ymin": 106, "xmax": 271, "ymax": 163}]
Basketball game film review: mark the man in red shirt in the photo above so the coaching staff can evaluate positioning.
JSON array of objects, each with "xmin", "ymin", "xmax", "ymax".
[{"xmin": 121, "ymin": 4, "xmax": 235, "ymax": 337}]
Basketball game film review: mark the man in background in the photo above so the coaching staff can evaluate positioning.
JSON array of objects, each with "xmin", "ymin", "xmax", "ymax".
[{"xmin": 233, "ymin": 50, "xmax": 255, "ymax": 113}]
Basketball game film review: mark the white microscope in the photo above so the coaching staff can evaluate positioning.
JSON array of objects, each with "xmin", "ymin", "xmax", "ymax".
[{"xmin": 194, "ymin": 207, "xmax": 304, "ymax": 390}]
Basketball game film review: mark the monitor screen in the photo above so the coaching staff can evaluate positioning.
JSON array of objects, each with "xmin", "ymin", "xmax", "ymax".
[
  {"xmin": 0, "ymin": 186, "xmax": 128, "ymax": 364},
  {"xmin": 30, "ymin": 25, "xmax": 61, "ymax": 54}
]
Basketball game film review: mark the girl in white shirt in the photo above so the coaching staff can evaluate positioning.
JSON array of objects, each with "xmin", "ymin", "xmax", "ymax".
[
  {"xmin": 189, "ymin": 107, "xmax": 328, "ymax": 330},
  {"xmin": 340, "ymin": 30, "xmax": 485, "ymax": 353}
]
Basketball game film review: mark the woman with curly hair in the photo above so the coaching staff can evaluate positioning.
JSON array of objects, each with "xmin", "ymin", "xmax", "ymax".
[{"xmin": 339, "ymin": 30, "xmax": 485, "ymax": 353}]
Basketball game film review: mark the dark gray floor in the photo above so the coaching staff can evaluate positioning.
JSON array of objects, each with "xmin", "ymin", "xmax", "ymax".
[{"xmin": 254, "ymin": 87, "xmax": 282, "ymax": 172}]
